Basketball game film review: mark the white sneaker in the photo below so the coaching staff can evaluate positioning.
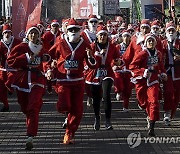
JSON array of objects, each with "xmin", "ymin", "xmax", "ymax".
[
  {"xmin": 164, "ymin": 112, "xmax": 171, "ymax": 126},
  {"xmin": 116, "ymin": 93, "xmax": 120, "ymax": 101},
  {"xmin": 122, "ymin": 107, "xmax": 129, "ymax": 112},
  {"xmin": 146, "ymin": 116, "xmax": 150, "ymax": 129},
  {"xmin": 25, "ymin": 137, "xmax": 33, "ymax": 150},
  {"xmin": 87, "ymin": 97, "xmax": 93, "ymax": 107}
]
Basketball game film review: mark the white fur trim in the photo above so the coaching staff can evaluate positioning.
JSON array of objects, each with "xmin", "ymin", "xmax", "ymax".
[
  {"xmin": 67, "ymin": 25, "xmax": 81, "ymax": 30},
  {"xmin": 143, "ymin": 69, "xmax": 149, "ymax": 78},
  {"xmin": 144, "ymin": 35, "xmax": 156, "ymax": 46},
  {"xmin": 25, "ymin": 27, "xmax": 41, "ymax": 38},
  {"xmin": 122, "ymin": 32, "xmax": 131, "ymax": 37},
  {"xmin": 140, "ymin": 24, "xmax": 150, "ymax": 28},
  {"xmin": 51, "ymin": 22, "xmax": 60, "ymax": 27},
  {"xmin": 2, "ymin": 30, "xmax": 12, "ymax": 34},
  {"xmin": 166, "ymin": 26, "xmax": 176, "ymax": 32},
  {"xmin": 151, "ymin": 25, "xmax": 160, "ymax": 29},
  {"xmin": 25, "ymin": 53, "xmax": 31, "ymax": 63},
  {"xmin": 96, "ymin": 30, "xmax": 108, "ymax": 36}
]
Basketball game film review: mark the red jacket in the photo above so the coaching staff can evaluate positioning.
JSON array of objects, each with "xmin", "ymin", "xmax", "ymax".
[
  {"xmin": 85, "ymin": 41, "xmax": 120, "ymax": 85},
  {"xmin": 7, "ymin": 42, "xmax": 49, "ymax": 92},
  {"xmin": 129, "ymin": 48, "xmax": 166, "ymax": 86},
  {"xmin": 49, "ymin": 35, "xmax": 96, "ymax": 83},
  {"xmin": 162, "ymin": 38, "xmax": 180, "ymax": 80}
]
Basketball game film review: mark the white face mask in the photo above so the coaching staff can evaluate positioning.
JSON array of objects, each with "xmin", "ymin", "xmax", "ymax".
[
  {"xmin": 88, "ymin": 22, "xmax": 98, "ymax": 33},
  {"xmin": 67, "ymin": 31, "xmax": 80, "ymax": 43},
  {"xmin": 3, "ymin": 35, "xmax": 12, "ymax": 44},
  {"xmin": 28, "ymin": 41, "xmax": 42, "ymax": 55},
  {"xmin": 166, "ymin": 32, "xmax": 177, "ymax": 42}
]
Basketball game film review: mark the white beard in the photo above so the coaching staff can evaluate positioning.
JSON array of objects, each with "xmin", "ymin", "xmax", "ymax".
[
  {"xmin": 136, "ymin": 33, "xmax": 145, "ymax": 44},
  {"xmin": 88, "ymin": 23, "xmax": 97, "ymax": 33},
  {"xmin": 67, "ymin": 31, "xmax": 80, "ymax": 43},
  {"xmin": 3, "ymin": 36, "xmax": 12, "ymax": 44},
  {"xmin": 28, "ymin": 41, "xmax": 42, "ymax": 55},
  {"xmin": 151, "ymin": 29, "xmax": 159, "ymax": 36},
  {"xmin": 166, "ymin": 32, "xmax": 177, "ymax": 42}
]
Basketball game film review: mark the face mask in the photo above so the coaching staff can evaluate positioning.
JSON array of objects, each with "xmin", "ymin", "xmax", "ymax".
[
  {"xmin": 88, "ymin": 22, "xmax": 98, "ymax": 33},
  {"xmin": 3, "ymin": 35, "xmax": 12, "ymax": 44},
  {"xmin": 28, "ymin": 41, "xmax": 42, "ymax": 55},
  {"xmin": 166, "ymin": 32, "xmax": 177, "ymax": 42},
  {"xmin": 67, "ymin": 31, "xmax": 80, "ymax": 43}
]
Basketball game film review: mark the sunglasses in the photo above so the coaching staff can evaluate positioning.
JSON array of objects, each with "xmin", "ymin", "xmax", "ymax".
[
  {"xmin": 68, "ymin": 27, "xmax": 80, "ymax": 32},
  {"xmin": 90, "ymin": 20, "xmax": 98, "ymax": 23}
]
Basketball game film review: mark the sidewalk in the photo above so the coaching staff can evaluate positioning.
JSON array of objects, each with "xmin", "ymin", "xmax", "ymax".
[{"xmin": 0, "ymin": 91, "xmax": 180, "ymax": 154}]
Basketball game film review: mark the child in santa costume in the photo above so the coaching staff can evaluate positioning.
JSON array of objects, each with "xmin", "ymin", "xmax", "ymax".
[
  {"xmin": 0, "ymin": 24, "xmax": 21, "ymax": 112},
  {"xmin": 47, "ymin": 18, "xmax": 96, "ymax": 145},
  {"xmin": 129, "ymin": 34, "xmax": 167, "ymax": 136},
  {"xmin": 7, "ymin": 25, "xmax": 51, "ymax": 150}
]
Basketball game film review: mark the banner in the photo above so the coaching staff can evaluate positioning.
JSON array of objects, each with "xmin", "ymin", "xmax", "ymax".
[
  {"xmin": 71, "ymin": 0, "xmax": 99, "ymax": 19},
  {"xmin": 12, "ymin": 0, "xmax": 42, "ymax": 39}
]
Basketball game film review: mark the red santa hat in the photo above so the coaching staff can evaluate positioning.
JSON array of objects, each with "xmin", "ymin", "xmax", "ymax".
[
  {"xmin": 25, "ymin": 24, "xmax": 41, "ymax": 39},
  {"xmin": 62, "ymin": 18, "xmax": 70, "ymax": 25},
  {"xmin": 51, "ymin": 19, "xmax": 60, "ymax": 27},
  {"xmin": 66, "ymin": 18, "xmax": 81, "ymax": 30},
  {"xmin": 88, "ymin": 14, "xmax": 98, "ymax": 22},
  {"xmin": 2, "ymin": 24, "xmax": 12, "ymax": 34},
  {"xmin": 140, "ymin": 19, "xmax": 150, "ymax": 29},
  {"xmin": 37, "ymin": 21, "xmax": 44, "ymax": 27},
  {"xmin": 121, "ymin": 29, "xmax": 131, "ymax": 37},
  {"xmin": 96, "ymin": 25, "xmax": 108, "ymax": 36},
  {"xmin": 106, "ymin": 20, "xmax": 112, "ymax": 25},
  {"xmin": 144, "ymin": 33, "xmax": 157, "ymax": 46},
  {"xmin": 165, "ymin": 21, "xmax": 176, "ymax": 32},
  {"xmin": 151, "ymin": 20, "xmax": 160, "ymax": 29}
]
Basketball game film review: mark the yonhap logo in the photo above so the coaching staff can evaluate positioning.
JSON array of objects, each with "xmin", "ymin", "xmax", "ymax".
[{"xmin": 127, "ymin": 132, "xmax": 141, "ymax": 148}]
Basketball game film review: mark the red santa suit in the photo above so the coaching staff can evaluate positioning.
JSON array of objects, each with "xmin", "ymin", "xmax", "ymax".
[
  {"xmin": 129, "ymin": 35, "xmax": 166, "ymax": 121},
  {"xmin": 0, "ymin": 24, "xmax": 21, "ymax": 110},
  {"xmin": 114, "ymin": 41, "xmax": 134, "ymax": 109},
  {"xmin": 7, "ymin": 26, "xmax": 50, "ymax": 137},
  {"xmin": 162, "ymin": 36, "xmax": 180, "ymax": 118},
  {"xmin": 48, "ymin": 18, "xmax": 96, "ymax": 139}
]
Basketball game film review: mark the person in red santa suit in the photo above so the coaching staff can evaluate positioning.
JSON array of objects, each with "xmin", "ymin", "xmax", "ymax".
[
  {"xmin": 47, "ymin": 18, "xmax": 96, "ymax": 145},
  {"xmin": 129, "ymin": 34, "xmax": 167, "ymax": 136},
  {"xmin": 0, "ymin": 24, "xmax": 21, "ymax": 112},
  {"xmin": 85, "ymin": 25, "xmax": 121, "ymax": 131},
  {"xmin": 42, "ymin": 19, "xmax": 61, "ymax": 51},
  {"xmin": 123, "ymin": 19, "xmax": 151, "ymax": 109},
  {"xmin": 161, "ymin": 21, "xmax": 180, "ymax": 126},
  {"xmin": 7, "ymin": 25, "xmax": 51, "ymax": 150},
  {"xmin": 81, "ymin": 14, "xmax": 99, "ymax": 107},
  {"xmin": 113, "ymin": 29, "xmax": 134, "ymax": 112}
]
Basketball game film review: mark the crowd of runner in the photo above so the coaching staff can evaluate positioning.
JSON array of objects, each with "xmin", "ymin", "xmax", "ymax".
[{"xmin": 0, "ymin": 15, "xmax": 180, "ymax": 150}]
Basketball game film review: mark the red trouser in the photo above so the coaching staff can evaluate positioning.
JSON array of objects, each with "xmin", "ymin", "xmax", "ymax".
[
  {"xmin": 114, "ymin": 72, "xmax": 134, "ymax": 108},
  {"xmin": 0, "ymin": 79, "xmax": 8, "ymax": 108},
  {"xmin": 163, "ymin": 75, "xmax": 180, "ymax": 118},
  {"xmin": 56, "ymin": 81, "xmax": 85, "ymax": 137},
  {"xmin": 135, "ymin": 80, "xmax": 160, "ymax": 121},
  {"xmin": 17, "ymin": 86, "xmax": 45, "ymax": 136}
]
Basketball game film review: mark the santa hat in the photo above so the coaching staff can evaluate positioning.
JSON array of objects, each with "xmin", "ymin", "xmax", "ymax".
[
  {"xmin": 25, "ymin": 24, "xmax": 41, "ymax": 39},
  {"xmin": 144, "ymin": 34, "xmax": 157, "ymax": 46},
  {"xmin": 51, "ymin": 19, "xmax": 60, "ymax": 27},
  {"xmin": 165, "ymin": 21, "xmax": 176, "ymax": 32},
  {"xmin": 107, "ymin": 20, "xmax": 112, "ymax": 25},
  {"xmin": 151, "ymin": 20, "xmax": 160, "ymax": 29},
  {"xmin": 96, "ymin": 25, "xmax": 108, "ymax": 36},
  {"xmin": 140, "ymin": 19, "xmax": 150, "ymax": 29},
  {"xmin": 37, "ymin": 21, "xmax": 44, "ymax": 27},
  {"xmin": 62, "ymin": 18, "xmax": 70, "ymax": 25},
  {"xmin": 2, "ymin": 24, "xmax": 12, "ymax": 34},
  {"xmin": 66, "ymin": 18, "xmax": 81, "ymax": 30},
  {"xmin": 121, "ymin": 30, "xmax": 131, "ymax": 37},
  {"xmin": 88, "ymin": 14, "xmax": 98, "ymax": 22}
]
